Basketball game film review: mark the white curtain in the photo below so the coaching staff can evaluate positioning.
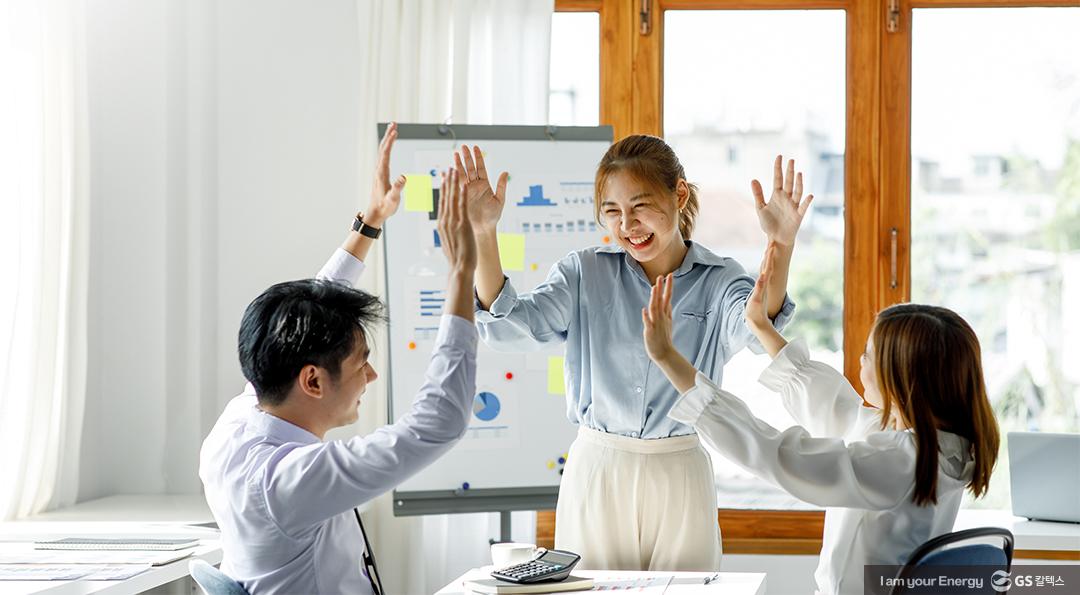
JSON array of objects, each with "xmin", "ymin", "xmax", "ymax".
[
  {"xmin": 351, "ymin": 0, "xmax": 553, "ymax": 592},
  {"xmin": 0, "ymin": 0, "xmax": 89, "ymax": 520}
]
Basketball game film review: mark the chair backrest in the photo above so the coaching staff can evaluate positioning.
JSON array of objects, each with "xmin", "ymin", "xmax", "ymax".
[
  {"xmin": 189, "ymin": 559, "xmax": 250, "ymax": 595},
  {"xmin": 890, "ymin": 527, "xmax": 1014, "ymax": 595},
  {"xmin": 918, "ymin": 543, "xmax": 1008, "ymax": 567}
]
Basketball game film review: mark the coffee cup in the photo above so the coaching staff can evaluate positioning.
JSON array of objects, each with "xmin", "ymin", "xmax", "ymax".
[{"xmin": 490, "ymin": 542, "xmax": 540, "ymax": 568}]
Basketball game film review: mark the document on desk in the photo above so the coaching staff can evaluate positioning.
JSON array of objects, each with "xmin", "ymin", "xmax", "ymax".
[
  {"xmin": 0, "ymin": 550, "xmax": 193, "ymax": 566},
  {"xmin": 592, "ymin": 575, "xmax": 672, "ymax": 593},
  {"xmin": 0, "ymin": 564, "xmax": 150, "ymax": 580}
]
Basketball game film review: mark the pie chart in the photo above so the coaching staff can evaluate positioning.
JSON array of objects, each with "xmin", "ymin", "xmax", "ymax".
[{"xmin": 473, "ymin": 391, "xmax": 501, "ymax": 422}]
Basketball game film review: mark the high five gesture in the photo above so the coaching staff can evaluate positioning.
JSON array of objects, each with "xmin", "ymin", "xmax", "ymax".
[{"xmin": 752, "ymin": 155, "xmax": 813, "ymax": 248}]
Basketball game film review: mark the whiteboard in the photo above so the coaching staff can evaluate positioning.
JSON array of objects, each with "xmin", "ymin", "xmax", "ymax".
[{"xmin": 381, "ymin": 124, "xmax": 613, "ymax": 516}]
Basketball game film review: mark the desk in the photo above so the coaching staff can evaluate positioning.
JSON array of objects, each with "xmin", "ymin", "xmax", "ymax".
[
  {"xmin": 436, "ymin": 569, "xmax": 766, "ymax": 594},
  {"xmin": 0, "ymin": 495, "xmax": 222, "ymax": 595},
  {"xmin": 953, "ymin": 509, "xmax": 1080, "ymax": 560}
]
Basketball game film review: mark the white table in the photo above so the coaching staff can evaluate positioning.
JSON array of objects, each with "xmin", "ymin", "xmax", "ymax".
[
  {"xmin": 954, "ymin": 509, "xmax": 1080, "ymax": 557},
  {"xmin": 0, "ymin": 495, "xmax": 222, "ymax": 595},
  {"xmin": 436, "ymin": 568, "xmax": 766, "ymax": 594}
]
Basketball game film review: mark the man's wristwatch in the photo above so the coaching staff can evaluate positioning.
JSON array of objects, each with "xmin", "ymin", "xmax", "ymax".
[{"xmin": 352, "ymin": 212, "xmax": 382, "ymax": 239}]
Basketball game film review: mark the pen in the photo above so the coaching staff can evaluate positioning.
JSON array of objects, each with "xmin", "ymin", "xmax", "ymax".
[{"xmin": 703, "ymin": 573, "xmax": 720, "ymax": 584}]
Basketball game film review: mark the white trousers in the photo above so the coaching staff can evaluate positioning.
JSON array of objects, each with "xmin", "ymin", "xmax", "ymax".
[{"xmin": 553, "ymin": 426, "xmax": 722, "ymax": 571}]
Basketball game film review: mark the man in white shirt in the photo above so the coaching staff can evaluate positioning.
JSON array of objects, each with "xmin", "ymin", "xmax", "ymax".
[{"xmin": 199, "ymin": 124, "xmax": 477, "ymax": 594}]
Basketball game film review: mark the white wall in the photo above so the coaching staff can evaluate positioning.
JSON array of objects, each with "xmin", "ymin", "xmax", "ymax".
[
  {"xmin": 80, "ymin": 0, "xmax": 365, "ymax": 499},
  {"xmin": 82, "ymin": 0, "xmax": 172, "ymax": 499},
  {"xmin": 214, "ymin": 0, "xmax": 364, "ymax": 407}
]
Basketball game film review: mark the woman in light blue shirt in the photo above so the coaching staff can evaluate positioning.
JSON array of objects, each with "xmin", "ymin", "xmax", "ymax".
[{"xmin": 455, "ymin": 135, "xmax": 813, "ymax": 570}]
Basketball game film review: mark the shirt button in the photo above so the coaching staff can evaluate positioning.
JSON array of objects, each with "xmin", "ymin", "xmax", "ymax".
[{"xmin": 634, "ymin": 386, "xmax": 643, "ymax": 393}]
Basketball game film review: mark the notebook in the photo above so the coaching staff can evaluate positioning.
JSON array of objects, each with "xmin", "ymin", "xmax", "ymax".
[
  {"xmin": 34, "ymin": 538, "xmax": 200, "ymax": 551},
  {"xmin": 463, "ymin": 575, "xmax": 593, "ymax": 594}
]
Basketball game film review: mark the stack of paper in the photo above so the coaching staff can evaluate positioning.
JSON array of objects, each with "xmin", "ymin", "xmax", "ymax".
[
  {"xmin": 0, "ymin": 564, "xmax": 150, "ymax": 581},
  {"xmin": 34, "ymin": 537, "xmax": 199, "ymax": 551},
  {"xmin": 0, "ymin": 550, "xmax": 194, "ymax": 566}
]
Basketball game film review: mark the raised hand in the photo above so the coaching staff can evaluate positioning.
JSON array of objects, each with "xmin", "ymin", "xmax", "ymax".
[
  {"xmin": 745, "ymin": 243, "xmax": 789, "ymax": 358},
  {"xmin": 642, "ymin": 273, "xmax": 676, "ymax": 363},
  {"xmin": 367, "ymin": 122, "xmax": 406, "ymax": 226},
  {"xmin": 454, "ymin": 145, "xmax": 508, "ymax": 233},
  {"xmin": 437, "ymin": 168, "xmax": 477, "ymax": 274},
  {"xmin": 746, "ymin": 243, "xmax": 776, "ymax": 332},
  {"xmin": 642, "ymin": 272, "xmax": 699, "ymax": 393},
  {"xmin": 752, "ymin": 155, "xmax": 813, "ymax": 247}
]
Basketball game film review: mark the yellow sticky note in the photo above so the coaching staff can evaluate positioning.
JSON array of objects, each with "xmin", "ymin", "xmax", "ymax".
[
  {"xmin": 547, "ymin": 356, "xmax": 565, "ymax": 395},
  {"xmin": 404, "ymin": 174, "xmax": 433, "ymax": 212},
  {"xmin": 497, "ymin": 233, "xmax": 526, "ymax": 271}
]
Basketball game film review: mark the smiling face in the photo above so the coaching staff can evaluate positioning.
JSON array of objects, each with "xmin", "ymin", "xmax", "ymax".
[
  {"xmin": 323, "ymin": 332, "xmax": 379, "ymax": 429},
  {"xmin": 599, "ymin": 170, "xmax": 688, "ymax": 265}
]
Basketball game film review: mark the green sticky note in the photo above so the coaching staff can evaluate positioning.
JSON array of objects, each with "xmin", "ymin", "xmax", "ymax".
[
  {"xmin": 547, "ymin": 356, "xmax": 565, "ymax": 395},
  {"xmin": 404, "ymin": 174, "xmax": 433, "ymax": 212},
  {"xmin": 497, "ymin": 233, "xmax": 526, "ymax": 271}
]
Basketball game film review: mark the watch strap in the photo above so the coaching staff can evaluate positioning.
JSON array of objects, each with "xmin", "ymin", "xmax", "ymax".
[{"xmin": 352, "ymin": 213, "xmax": 382, "ymax": 239}]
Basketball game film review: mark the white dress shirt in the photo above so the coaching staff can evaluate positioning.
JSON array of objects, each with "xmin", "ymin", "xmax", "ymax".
[
  {"xmin": 668, "ymin": 340, "xmax": 975, "ymax": 595},
  {"xmin": 199, "ymin": 249, "xmax": 478, "ymax": 594}
]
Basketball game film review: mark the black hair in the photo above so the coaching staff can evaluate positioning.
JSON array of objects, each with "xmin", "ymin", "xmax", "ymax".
[{"xmin": 237, "ymin": 279, "xmax": 386, "ymax": 406}]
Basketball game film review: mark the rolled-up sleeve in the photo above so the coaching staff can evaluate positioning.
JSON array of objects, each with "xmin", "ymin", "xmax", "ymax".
[
  {"xmin": 315, "ymin": 248, "xmax": 366, "ymax": 287},
  {"xmin": 718, "ymin": 270, "xmax": 796, "ymax": 356},
  {"xmin": 474, "ymin": 254, "xmax": 579, "ymax": 352}
]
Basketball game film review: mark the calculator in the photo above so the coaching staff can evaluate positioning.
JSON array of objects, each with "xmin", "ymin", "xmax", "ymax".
[{"xmin": 490, "ymin": 548, "xmax": 581, "ymax": 583}]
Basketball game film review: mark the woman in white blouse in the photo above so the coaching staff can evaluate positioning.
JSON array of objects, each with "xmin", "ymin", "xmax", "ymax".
[{"xmin": 639, "ymin": 245, "xmax": 1000, "ymax": 595}]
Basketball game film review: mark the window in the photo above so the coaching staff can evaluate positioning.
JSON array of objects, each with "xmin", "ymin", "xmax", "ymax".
[
  {"xmin": 910, "ymin": 6, "xmax": 1080, "ymax": 510},
  {"xmin": 665, "ymin": 9, "xmax": 846, "ymax": 509},
  {"xmin": 549, "ymin": 12, "xmax": 599, "ymax": 127}
]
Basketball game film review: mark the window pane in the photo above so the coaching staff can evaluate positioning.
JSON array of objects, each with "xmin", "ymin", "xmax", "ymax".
[
  {"xmin": 549, "ymin": 12, "xmax": 599, "ymax": 126},
  {"xmin": 911, "ymin": 8, "xmax": 1080, "ymax": 510},
  {"xmin": 665, "ymin": 10, "xmax": 846, "ymax": 509}
]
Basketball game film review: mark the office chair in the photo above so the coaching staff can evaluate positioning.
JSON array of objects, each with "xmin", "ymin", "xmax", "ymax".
[
  {"xmin": 890, "ymin": 527, "xmax": 1014, "ymax": 595},
  {"xmin": 189, "ymin": 559, "xmax": 250, "ymax": 595}
]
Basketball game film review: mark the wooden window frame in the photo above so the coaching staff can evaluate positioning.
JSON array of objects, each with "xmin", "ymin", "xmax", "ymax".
[{"xmin": 545, "ymin": 0, "xmax": 1076, "ymax": 558}]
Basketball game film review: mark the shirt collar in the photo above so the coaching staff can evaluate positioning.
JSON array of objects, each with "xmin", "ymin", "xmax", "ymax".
[
  {"xmin": 596, "ymin": 240, "xmax": 729, "ymax": 279},
  {"xmin": 249, "ymin": 405, "xmax": 322, "ymax": 445}
]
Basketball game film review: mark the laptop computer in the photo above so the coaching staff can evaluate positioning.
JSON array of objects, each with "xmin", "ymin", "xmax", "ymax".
[{"xmin": 1008, "ymin": 431, "xmax": 1080, "ymax": 523}]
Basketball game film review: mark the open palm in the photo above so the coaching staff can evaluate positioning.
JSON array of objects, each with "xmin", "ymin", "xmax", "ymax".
[
  {"xmin": 454, "ymin": 145, "xmax": 508, "ymax": 233},
  {"xmin": 752, "ymin": 155, "xmax": 813, "ymax": 246},
  {"xmin": 642, "ymin": 273, "xmax": 675, "ymax": 363},
  {"xmin": 367, "ymin": 122, "xmax": 405, "ymax": 224}
]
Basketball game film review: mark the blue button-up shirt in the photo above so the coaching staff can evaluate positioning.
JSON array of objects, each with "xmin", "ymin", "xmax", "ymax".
[
  {"xmin": 475, "ymin": 241, "xmax": 794, "ymax": 439},
  {"xmin": 200, "ymin": 249, "xmax": 477, "ymax": 594}
]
